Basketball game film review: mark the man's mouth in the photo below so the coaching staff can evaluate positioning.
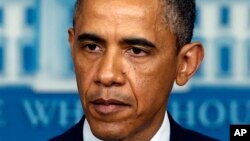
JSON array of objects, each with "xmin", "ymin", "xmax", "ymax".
[{"xmin": 90, "ymin": 98, "xmax": 130, "ymax": 115}]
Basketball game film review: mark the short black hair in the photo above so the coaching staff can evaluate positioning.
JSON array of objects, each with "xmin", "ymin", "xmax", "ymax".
[
  {"xmin": 73, "ymin": 0, "xmax": 196, "ymax": 51},
  {"xmin": 164, "ymin": 0, "xmax": 196, "ymax": 51}
]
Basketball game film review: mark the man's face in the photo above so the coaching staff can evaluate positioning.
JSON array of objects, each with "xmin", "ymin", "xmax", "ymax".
[{"xmin": 70, "ymin": 0, "xmax": 178, "ymax": 140}]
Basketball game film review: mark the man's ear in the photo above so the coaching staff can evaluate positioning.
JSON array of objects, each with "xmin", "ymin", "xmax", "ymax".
[
  {"xmin": 176, "ymin": 42, "xmax": 204, "ymax": 86},
  {"xmin": 68, "ymin": 27, "xmax": 75, "ymax": 48}
]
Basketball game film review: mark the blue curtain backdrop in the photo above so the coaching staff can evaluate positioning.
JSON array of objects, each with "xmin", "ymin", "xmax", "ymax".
[{"xmin": 0, "ymin": 0, "xmax": 250, "ymax": 140}]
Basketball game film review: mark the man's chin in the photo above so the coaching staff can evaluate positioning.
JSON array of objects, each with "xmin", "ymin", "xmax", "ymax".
[
  {"xmin": 90, "ymin": 122, "xmax": 130, "ymax": 141},
  {"xmin": 85, "ymin": 105, "xmax": 137, "ymax": 140}
]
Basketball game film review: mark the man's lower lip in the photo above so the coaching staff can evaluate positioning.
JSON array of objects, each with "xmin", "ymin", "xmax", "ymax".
[{"xmin": 91, "ymin": 104, "xmax": 128, "ymax": 115}]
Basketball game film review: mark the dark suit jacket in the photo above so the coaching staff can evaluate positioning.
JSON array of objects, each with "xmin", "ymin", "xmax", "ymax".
[{"xmin": 49, "ymin": 113, "xmax": 219, "ymax": 141}]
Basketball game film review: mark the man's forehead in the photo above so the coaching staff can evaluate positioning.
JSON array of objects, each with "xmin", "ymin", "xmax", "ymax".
[
  {"xmin": 81, "ymin": 0, "xmax": 160, "ymax": 7},
  {"xmin": 79, "ymin": 0, "xmax": 162, "ymax": 17},
  {"xmin": 75, "ymin": 0, "xmax": 166, "ymax": 29}
]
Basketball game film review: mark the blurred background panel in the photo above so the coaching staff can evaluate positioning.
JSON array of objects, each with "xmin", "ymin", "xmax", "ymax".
[{"xmin": 0, "ymin": 0, "xmax": 249, "ymax": 140}]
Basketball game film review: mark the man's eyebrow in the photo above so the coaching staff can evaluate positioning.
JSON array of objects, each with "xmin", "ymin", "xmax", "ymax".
[
  {"xmin": 120, "ymin": 37, "xmax": 156, "ymax": 48},
  {"xmin": 77, "ymin": 33, "xmax": 105, "ymax": 43}
]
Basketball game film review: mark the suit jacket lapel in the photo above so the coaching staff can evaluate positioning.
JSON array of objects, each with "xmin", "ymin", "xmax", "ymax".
[{"xmin": 168, "ymin": 112, "xmax": 182, "ymax": 141}]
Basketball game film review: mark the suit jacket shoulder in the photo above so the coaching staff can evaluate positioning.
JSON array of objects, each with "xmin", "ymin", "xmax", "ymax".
[
  {"xmin": 49, "ymin": 116, "xmax": 85, "ymax": 141},
  {"xmin": 168, "ymin": 113, "xmax": 219, "ymax": 141}
]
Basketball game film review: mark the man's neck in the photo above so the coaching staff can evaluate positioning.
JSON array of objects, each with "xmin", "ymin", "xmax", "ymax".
[{"xmin": 83, "ymin": 111, "xmax": 170, "ymax": 141}]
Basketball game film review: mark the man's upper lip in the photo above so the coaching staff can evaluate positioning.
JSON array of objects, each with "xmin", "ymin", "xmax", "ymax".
[{"xmin": 91, "ymin": 98, "xmax": 128, "ymax": 106}]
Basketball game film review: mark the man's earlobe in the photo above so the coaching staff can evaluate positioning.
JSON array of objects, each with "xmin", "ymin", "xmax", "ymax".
[
  {"xmin": 176, "ymin": 42, "xmax": 204, "ymax": 86},
  {"xmin": 68, "ymin": 28, "xmax": 75, "ymax": 48}
]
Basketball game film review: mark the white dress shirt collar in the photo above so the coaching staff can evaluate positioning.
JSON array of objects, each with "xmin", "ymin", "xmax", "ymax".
[
  {"xmin": 150, "ymin": 111, "xmax": 170, "ymax": 141},
  {"xmin": 83, "ymin": 111, "xmax": 170, "ymax": 141}
]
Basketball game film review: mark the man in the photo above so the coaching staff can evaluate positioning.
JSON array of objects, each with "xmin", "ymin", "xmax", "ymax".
[{"xmin": 50, "ymin": 0, "xmax": 218, "ymax": 140}]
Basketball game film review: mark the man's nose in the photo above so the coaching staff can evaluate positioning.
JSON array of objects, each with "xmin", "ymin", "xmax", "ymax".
[{"xmin": 94, "ymin": 50, "xmax": 125, "ymax": 87}]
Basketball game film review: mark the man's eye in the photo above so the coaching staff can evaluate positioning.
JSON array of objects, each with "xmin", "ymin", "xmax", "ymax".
[
  {"xmin": 83, "ymin": 44, "xmax": 102, "ymax": 53},
  {"xmin": 129, "ymin": 47, "xmax": 147, "ymax": 57}
]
